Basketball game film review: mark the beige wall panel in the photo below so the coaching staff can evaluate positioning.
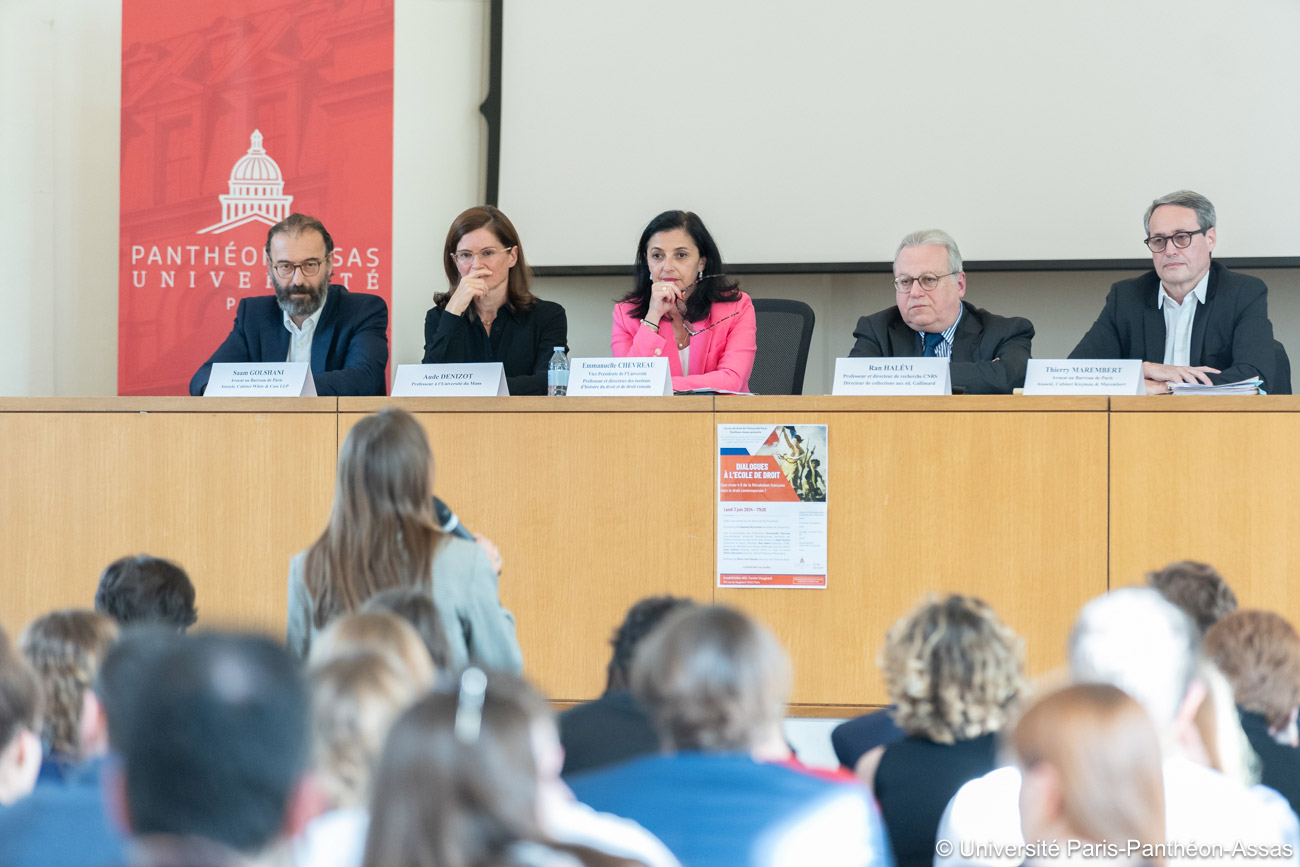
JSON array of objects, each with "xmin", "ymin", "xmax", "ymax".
[
  {"xmin": 1110, "ymin": 398, "xmax": 1300, "ymax": 622},
  {"xmin": 0, "ymin": 404, "xmax": 335, "ymax": 638},
  {"xmin": 715, "ymin": 399, "xmax": 1109, "ymax": 709},
  {"xmin": 339, "ymin": 398, "xmax": 716, "ymax": 701}
]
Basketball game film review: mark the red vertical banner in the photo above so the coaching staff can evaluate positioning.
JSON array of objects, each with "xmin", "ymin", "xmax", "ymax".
[{"xmin": 119, "ymin": 0, "xmax": 394, "ymax": 395}]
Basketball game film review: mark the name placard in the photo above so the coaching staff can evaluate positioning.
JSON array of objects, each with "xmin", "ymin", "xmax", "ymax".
[
  {"xmin": 1022, "ymin": 359, "xmax": 1142, "ymax": 395},
  {"xmin": 831, "ymin": 357, "xmax": 952, "ymax": 395},
  {"xmin": 205, "ymin": 363, "xmax": 316, "ymax": 397},
  {"xmin": 568, "ymin": 357, "xmax": 671, "ymax": 396},
  {"xmin": 391, "ymin": 363, "xmax": 508, "ymax": 397}
]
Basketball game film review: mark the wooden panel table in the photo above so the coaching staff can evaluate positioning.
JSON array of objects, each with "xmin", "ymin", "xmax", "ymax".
[
  {"xmin": 339, "ymin": 397, "xmax": 717, "ymax": 702},
  {"xmin": 0, "ymin": 398, "xmax": 337, "ymax": 640},
  {"xmin": 1110, "ymin": 397, "xmax": 1300, "ymax": 624},
  {"xmin": 715, "ymin": 396, "xmax": 1110, "ymax": 713}
]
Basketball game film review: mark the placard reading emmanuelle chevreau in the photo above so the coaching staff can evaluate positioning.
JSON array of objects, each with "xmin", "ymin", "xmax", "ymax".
[
  {"xmin": 391, "ymin": 363, "xmax": 508, "ymax": 397},
  {"xmin": 1022, "ymin": 359, "xmax": 1143, "ymax": 395},
  {"xmin": 831, "ymin": 357, "xmax": 952, "ymax": 395},
  {"xmin": 568, "ymin": 358, "xmax": 671, "ymax": 396},
  {"xmin": 717, "ymin": 424, "xmax": 828, "ymax": 589},
  {"xmin": 204, "ymin": 363, "xmax": 316, "ymax": 396}
]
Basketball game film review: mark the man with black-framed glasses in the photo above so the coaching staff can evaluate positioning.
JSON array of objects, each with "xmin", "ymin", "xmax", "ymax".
[
  {"xmin": 189, "ymin": 212, "xmax": 389, "ymax": 396},
  {"xmin": 1069, "ymin": 190, "xmax": 1282, "ymax": 394},
  {"xmin": 849, "ymin": 228, "xmax": 1035, "ymax": 394}
]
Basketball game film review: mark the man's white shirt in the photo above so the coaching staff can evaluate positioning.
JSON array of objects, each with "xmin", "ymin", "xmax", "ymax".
[
  {"xmin": 1159, "ymin": 270, "xmax": 1210, "ymax": 367},
  {"xmin": 284, "ymin": 290, "xmax": 328, "ymax": 363}
]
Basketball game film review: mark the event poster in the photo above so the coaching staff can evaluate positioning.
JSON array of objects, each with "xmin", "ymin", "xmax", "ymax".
[
  {"xmin": 717, "ymin": 424, "xmax": 828, "ymax": 588},
  {"xmin": 118, "ymin": 0, "xmax": 394, "ymax": 394}
]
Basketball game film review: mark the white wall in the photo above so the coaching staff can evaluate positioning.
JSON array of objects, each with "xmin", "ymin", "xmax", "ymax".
[{"xmin": 2, "ymin": 0, "xmax": 1298, "ymax": 396}]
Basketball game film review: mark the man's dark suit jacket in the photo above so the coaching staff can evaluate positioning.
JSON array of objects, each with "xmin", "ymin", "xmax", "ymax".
[
  {"xmin": 189, "ymin": 285, "xmax": 389, "ymax": 396},
  {"xmin": 1069, "ymin": 261, "xmax": 1278, "ymax": 391},
  {"xmin": 849, "ymin": 301, "xmax": 1035, "ymax": 394}
]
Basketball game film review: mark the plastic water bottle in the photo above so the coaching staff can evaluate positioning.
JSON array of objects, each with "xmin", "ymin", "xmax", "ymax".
[{"xmin": 547, "ymin": 346, "xmax": 569, "ymax": 396}]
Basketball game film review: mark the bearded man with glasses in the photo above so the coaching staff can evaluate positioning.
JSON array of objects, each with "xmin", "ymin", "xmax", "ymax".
[
  {"xmin": 190, "ymin": 212, "xmax": 389, "ymax": 396},
  {"xmin": 1069, "ymin": 190, "xmax": 1283, "ymax": 394},
  {"xmin": 849, "ymin": 228, "xmax": 1035, "ymax": 394}
]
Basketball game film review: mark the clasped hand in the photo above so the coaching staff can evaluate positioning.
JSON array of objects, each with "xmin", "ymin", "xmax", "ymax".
[{"xmin": 446, "ymin": 267, "xmax": 492, "ymax": 316}]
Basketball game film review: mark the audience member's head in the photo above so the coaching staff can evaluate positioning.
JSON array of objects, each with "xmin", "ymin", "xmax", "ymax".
[
  {"xmin": 881, "ymin": 594, "xmax": 1026, "ymax": 744},
  {"xmin": 1206, "ymin": 610, "xmax": 1300, "ymax": 741},
  {"xmin": 1068, "ymin": 588, "xmax": 1201, "ymax": 736},
  {"xmin": 94, "ymin": 554, "xmax": 197, "ymax": 632},
  {"xmin": 363, "ymin": 672, "xmax": 556, "ymax": 867},
  {"xmin": 306, "ymin": 408, "xmax": 443, "ymax": 630},
  {"xmin": 1012, "ymin": 684, "xmax": 1166, "ymax": 863},
  {"xmin": 19, "ymin": 609, "xmax": 118, "ymax": 764},
  {"xmin": 0, "ymin": 626, "xmax": 42, "ymax": 805},
  {"xmin": 309, "ymin": 612, "xmax": 436, "ymax": 687},
  {"xmin": 361, "ymin": 587, "xmax": 452, "ymax": 672},
  {"xmin": 120, "ymin": 633, "xmax": 311, "ymax": 856},
  {"xmin": 1146, "ymin": 560, "xmax": 1237, "ymax": 634},
  {"xmin": 90, "ymin": 628, "xmax": 177, "ymax": 757},
  {"xmin": 631, "ymin": 605, "xmax": 789, "ymax": 753},
  {"xmin": 309, "ymin": 651, "xmax": 424, "ymax": 811},
  {"xmin": 604, "ymin": 595, "xmax": 696, "ymax": 694}
]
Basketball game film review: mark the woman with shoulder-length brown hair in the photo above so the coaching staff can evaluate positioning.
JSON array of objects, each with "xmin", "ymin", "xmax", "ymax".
[
  {"xmin": 285, "ymin": 407, "xmax": 521, "ymax": 673},
  {"xmin": 363, "ymin": 672, "xmax": 663, "ymax": 867},
  {"xmin": 856, "ymin": 594, "xmax": 1027, "ymax": 867},
  {"xmin": 423, "ymin": 206, "xmax": 568, "ymax": 395},
  {"xmin": 1012, "ymin": 684, "xmax": 1166, "ymax": 866}
]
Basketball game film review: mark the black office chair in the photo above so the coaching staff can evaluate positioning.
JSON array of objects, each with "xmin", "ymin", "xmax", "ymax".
[
  {"xmin": 1272, "ymin": 339, "xmax": 1292, "ymax": 395},
  {"xmin": 750, "ymin": 299, "xmax": 815, "ymax": 395}
]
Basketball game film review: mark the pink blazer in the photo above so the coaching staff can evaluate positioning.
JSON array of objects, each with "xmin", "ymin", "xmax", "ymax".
[{"xmin": 611, "ymin": 292, "xmax": 757, "ymax": 392}]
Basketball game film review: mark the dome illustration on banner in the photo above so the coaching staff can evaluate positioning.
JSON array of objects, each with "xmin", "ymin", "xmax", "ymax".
[{"xmin": 198, "ymin": 130, "xmax": 294, "ymax": 234}]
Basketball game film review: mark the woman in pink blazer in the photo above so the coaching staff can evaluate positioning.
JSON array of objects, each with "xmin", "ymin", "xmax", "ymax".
[{"xmin": 611, "ymin": 210, "xmax": 756, "ymax": 393}]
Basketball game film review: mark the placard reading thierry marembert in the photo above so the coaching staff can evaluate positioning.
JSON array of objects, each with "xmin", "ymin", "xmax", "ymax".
[
  {"xmin": 391, "ymin": 363, "xmax": 508, "ymax": 397},
  {"xmin": 568, "ymin": 358, "xmax": 671, "ymax": 396},
  {"xmin": 717, "ymin": 423, "xmax": 828, "ymax": 589},
  {"xmin": 831, "ymin": 357, "xmax": 951, "ymax": 395},
  {"xmin": 1022, "ymin": 359, "xmax": 1143, "ymax": 395},
  {"xmin": 204, "ymin": 363, "xmax": 316, "ymax": 396}
]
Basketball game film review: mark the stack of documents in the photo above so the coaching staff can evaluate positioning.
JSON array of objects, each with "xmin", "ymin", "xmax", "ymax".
[{"xmin": 1168, "ymin": 378, "xmax": 1262, "ymax": 395}]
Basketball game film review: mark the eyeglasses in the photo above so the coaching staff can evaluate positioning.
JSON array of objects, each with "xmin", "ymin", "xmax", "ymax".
[
  {"xmin": 682, "ymin": 310, "xmax": 742, "ymax": 337},
  {"xmin": 1144, "ymin": 228, "xmax": 1210, "ymax": 252},
  {"xmin": 452, "ymin": 247, "xmax": 514, "ymax": 266},
  {"xmin": 894, "ymin": 272, "xmax": 956, "ymax": 293},
  {"xmin": 272, "ymin": 259, "xmax": 323, "ymax": 279}
]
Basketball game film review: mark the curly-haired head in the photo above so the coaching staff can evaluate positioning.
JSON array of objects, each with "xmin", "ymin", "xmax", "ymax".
[
  {"xmin": 1205, "ymin": 610, "xmax": 1300, "ymax": 733},
  {"xmin": 19, "ymin": 610, "xmax": 118, "ymax": 760},
  {"xmin": 1146, "ymin": 560, "xmax": 1237, "ymax": 634},
  {"xmin": 881, "ymin": 594, "xmax": 1026, "ymax": 744}
]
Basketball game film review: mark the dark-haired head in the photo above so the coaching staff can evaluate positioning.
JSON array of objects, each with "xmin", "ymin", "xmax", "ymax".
[
  {"xmin": 437, "ymin": 206, "xmax": 536, "ymax": 314},
  {"xmin": 605, "ymin": 596, "xmax": 696, "ymax": 694},
  {"xmin": 621, "ymin": 210, "xmax": 740, "ymax": 322},
  {"xmin": 95, "ymin": 554, "xmax": 197, "ymax": 632},
  {"xmin": 265, "ymin": 212, "xmax": 334, "ymax": 263},
  {"xmin": 122, "ymin": 633, "xmax": 309, "ymax": 854}
]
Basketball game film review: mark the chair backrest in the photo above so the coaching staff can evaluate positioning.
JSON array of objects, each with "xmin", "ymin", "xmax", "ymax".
[
  {"xmin": 1273, "ymin": 339, "xmax": 1292, "ymax": 395},
  {"xmin": 750, "ymin": 299, "xmax": 815, "ymax": 395}
]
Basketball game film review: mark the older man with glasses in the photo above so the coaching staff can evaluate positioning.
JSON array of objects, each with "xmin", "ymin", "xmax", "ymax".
[
  {"xmin": 1069, "ymin": 190, "xmax": 1282, "ymax": 394},
  {"xmin": 190, "ymin": 212, "xmax": 389, "ymax": 396},
  {"xmin": 849, "ymin": 228, "xmax": 1035, "ymax": 394}
]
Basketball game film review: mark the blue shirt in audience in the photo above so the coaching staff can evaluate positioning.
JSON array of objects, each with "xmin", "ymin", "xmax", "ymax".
[
  {"xmin": 569, "ymin": 751, "xmax": 895, "ymax": 867},
  {"xmin": 0, "ymin": 756, "xmax": 127, "ymax": 867}
]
